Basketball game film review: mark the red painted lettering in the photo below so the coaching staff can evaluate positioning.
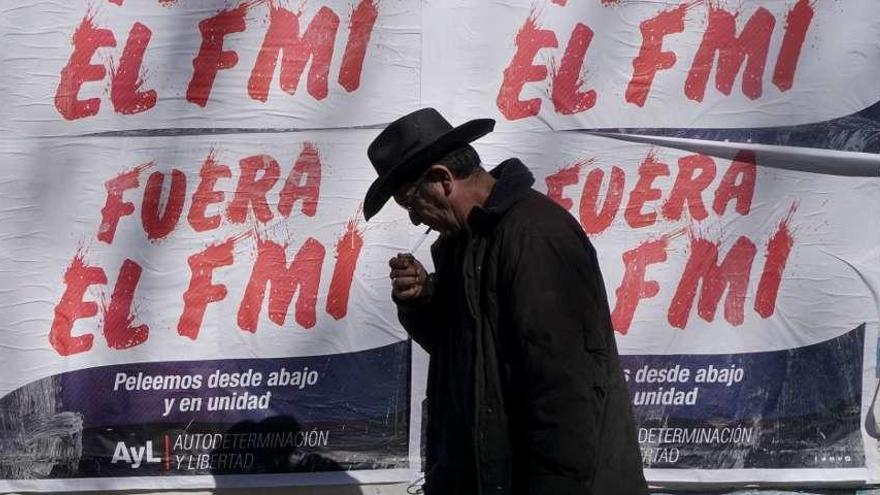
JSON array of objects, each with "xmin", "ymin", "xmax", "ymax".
[
  {"xmin": 238, "ymin": 237, "xmax": 325, "ymax": 331},
  {"xmin": 338, "ymin": 0, "xmax": 379, "ymax": 92},
  {"xmin": 248, "ymin": 6, "xmax": 340, "ymax": 102},
  {"xmin": 55, "ymin": 14, "xmax": 116, "ymax": 120},
  {"xmin": 611, "ymin": 238, "xmax": 668, "ymax": 334},
  {"xmin": 626, "ymin": 5, "xmax": 685, "ymax": 107},
  {"xmin": 624, "ymin": 153, "xmax": 669, "ymax": 228},
  {"xmin": 186, "ymin": 5, "xmax": 247, "ymax": 107},
  {"xmin": 667, "ymin": 236, "xmax": 756, "ymax": 328},
  {"xmin": 227, "ymin": 154, "xmax": 280, "ymax": 224},
  {"xmin": 755, "ymin": 204, "xmax": 797, "ymax": 318},
  {"xmin": 326, "ymin": 218, "xmax": 364, "ymax": 320},
  {"xmin": 141, "ymin": 169, "xmax": 186, "ymax": 241},
  {"xmin": 773, "ymin": 0, "xmax": 814, "ymax": 92},
  {"xmin": 685, "ymin": 6, "xmax": 775, "ymax": 102},
  {"xmin": 98, "ymin": 163, "xmax": 150, "ymax": 244},
  {"xmin": 496, "ymin": 14, "xmax": 558, "ymax": 120},
  {"xmin": 580, "ymin": 166, "xmax": 625, "ymax": 235},
  {"xmin": 545, "ymin": 163, "xmax": 582, "ymax": 211},
  {"xmin": 49, "ymin": 252, "xmax": 107, "ymax": 356},
  {"xmin": 662, "ymin": 154, "xmax": 716, "ymax": 221},
  {"xmin": 551, "ymin": 23, "xmax": 597, "ymax": 115},
  {"xmin": 178, "ymin": 238, "xmax": 235, "ymax": 340},
  {"xmin": 110, "ymin": 22, "xmax": 157, "ymax": 115},
  {"xmin": 103, "ymin": 259, "xmax": 148, "ymax": 349},
  {"xmin": 188, "ymin": 151, "xmax": 231, "ymax": 233},
  {"xmin": 278, "ymin": 143, "xmax": 322, "ymax": 218},
  {"xmin": 713, "ymin": 151, "xmax": 756, "ymax": 216}
]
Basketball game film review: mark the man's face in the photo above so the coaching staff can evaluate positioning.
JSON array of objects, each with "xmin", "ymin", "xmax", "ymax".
[{"xmin": 393, "ymin": 167, "xmax": 457, "ymax": 233}]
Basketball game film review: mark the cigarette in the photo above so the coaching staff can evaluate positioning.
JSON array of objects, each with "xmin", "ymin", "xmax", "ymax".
[{"xmin": 410, "ymin": 227, "xmax": 432, "ymax": 254}]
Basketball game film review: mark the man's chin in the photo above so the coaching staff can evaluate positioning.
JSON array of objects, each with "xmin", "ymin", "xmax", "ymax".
[{"xmin": 418, "ymin": 218, "xmax": 457, "ymax": 236}]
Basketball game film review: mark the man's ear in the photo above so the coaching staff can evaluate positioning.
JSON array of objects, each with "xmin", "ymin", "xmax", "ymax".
[{"xmin": 426, "ymin": 164, "xmax": 454, "ymax": 197}]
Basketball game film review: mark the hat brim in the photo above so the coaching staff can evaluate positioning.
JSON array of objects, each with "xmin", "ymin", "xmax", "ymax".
[{"xmin": 363, "ymin": 118, "xmax": 495, "ymax": 220}]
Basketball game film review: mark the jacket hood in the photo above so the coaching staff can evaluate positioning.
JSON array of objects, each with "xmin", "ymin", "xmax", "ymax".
[{"xmin": 468, "ymin": 158, "xmax": 535, "ymax": 232}]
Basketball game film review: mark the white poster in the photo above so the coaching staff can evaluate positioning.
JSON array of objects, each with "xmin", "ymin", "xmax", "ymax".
[
  {"xmin": 422, "ymin": 0, "xmax": 880, "ymax": 130},
  {"xmin": 0, "ymin": 0, "xmax": 420, "ymax": 137},
  {"xmin": 2, "ymin": 0, "xmax": 880, "ymax": 491},
  {"xmin": 0, "ymin": 131, "xmax": 422, "ymax": 491}
]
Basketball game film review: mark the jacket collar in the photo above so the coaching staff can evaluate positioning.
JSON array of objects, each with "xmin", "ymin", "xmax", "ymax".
[{"xmin": 467, "ymin": 158, "xmax": 535, "ymax": 233}]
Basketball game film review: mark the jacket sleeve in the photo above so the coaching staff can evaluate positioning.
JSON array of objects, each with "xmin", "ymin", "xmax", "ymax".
[
  {"xmin": 394, "ymin": 273, "xmax": 440, "ymax": 354},
  {"xmin": 500, "ymin": 223, "xmax": 615, "ymax": 495}
]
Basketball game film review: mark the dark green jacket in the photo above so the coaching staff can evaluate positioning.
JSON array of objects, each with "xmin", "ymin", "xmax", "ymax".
[{"xmin": 397, "ymin": 158, "xmax": 647, "ymax": 495}]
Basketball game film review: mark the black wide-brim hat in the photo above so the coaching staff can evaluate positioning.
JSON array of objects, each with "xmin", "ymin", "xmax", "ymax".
[{"xmin": 364, "ymin": 108, "xmax": 495, "ymax": 220}]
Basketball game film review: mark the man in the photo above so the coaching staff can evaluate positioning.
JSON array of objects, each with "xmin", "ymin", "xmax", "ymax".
[{"xmin": 363, "ymin": 108, "xmax": 647, "ymax": 495}]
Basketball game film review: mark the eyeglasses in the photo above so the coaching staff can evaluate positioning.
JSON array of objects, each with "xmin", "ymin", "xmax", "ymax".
[{"xmin": 396, "ymin": 173, "xmax": 430, "ymax": 212}]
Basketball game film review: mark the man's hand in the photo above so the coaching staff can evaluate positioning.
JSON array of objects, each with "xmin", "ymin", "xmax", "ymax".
[{"xmin": 389, "ymin": 253, "xmax": 427, "ymax": 301}]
